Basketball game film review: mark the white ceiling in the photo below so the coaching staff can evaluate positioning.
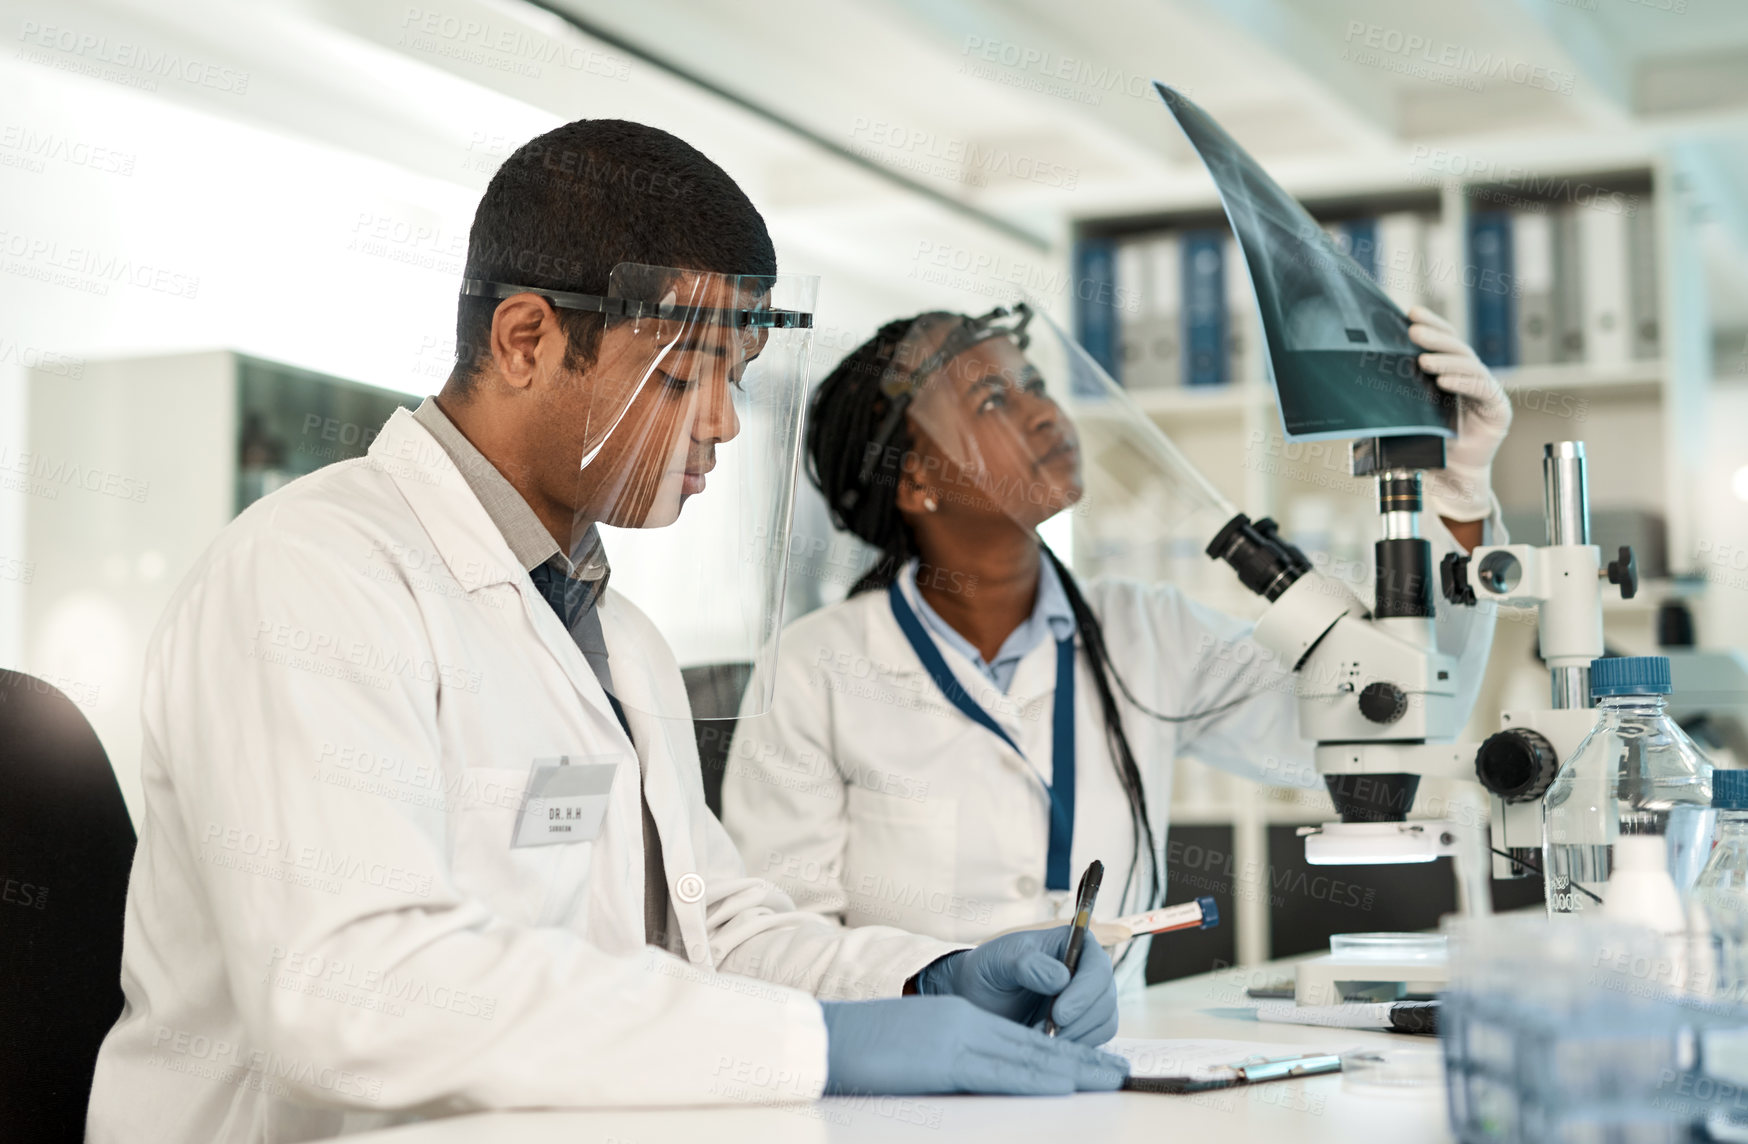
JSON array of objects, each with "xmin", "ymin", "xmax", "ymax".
[
  {"xmin": 548, "ymin": 0, "xmax": 1748, "ymax": 203},
  {"xmin": 35, "ymin": 0, "xmax": 1748, "ymax": 320}
]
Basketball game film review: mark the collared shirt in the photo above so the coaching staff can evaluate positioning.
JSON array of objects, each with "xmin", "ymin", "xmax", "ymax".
[
  {"xmin": 412, "ymin": 397, "xmax": 610, "ymax": 597},
  {"xmin": 900, "ymin": 554, "xmax": 1077, "ymax": 694},
  {"xmin": 411, "ymin": 397, "xmax": 669, "ymax": 946}
]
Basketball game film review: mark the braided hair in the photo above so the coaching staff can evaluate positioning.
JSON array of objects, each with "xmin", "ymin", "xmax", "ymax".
[
  {"xmin": 805, "ymin": 315, "xmax": 1165, "ymax": 925},
  {"xmin": 807, "ymin": 313, "xmax": 942, "ymax": 593}
]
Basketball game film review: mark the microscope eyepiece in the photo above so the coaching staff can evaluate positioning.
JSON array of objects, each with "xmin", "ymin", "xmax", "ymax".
[{"xmin": 1205, "ymin": 512, "xmax": 1312, "ymax": 602}]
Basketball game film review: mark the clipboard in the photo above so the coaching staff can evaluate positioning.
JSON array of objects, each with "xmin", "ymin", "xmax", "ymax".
[{"xmin": 1104, "ymin": 1038, "xmax": 1346, "ymax": 1094}]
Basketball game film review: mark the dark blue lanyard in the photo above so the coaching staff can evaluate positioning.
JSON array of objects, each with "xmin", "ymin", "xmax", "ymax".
[{"xmin": 887, "ymin": 581, "xmax": 1077, "ymax": 891}]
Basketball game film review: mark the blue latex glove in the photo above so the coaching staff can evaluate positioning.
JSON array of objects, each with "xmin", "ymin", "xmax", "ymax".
[
  {"xmin": 821, "ymin": 997, "xmax": 1129, "ymax": 1095},
  {"xmin": 913, "ymin": 926, "xmax": 1119, "ymax": 1044}
]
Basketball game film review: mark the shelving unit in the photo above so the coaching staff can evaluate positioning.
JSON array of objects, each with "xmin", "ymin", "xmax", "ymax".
[
  {"xmin": 1069, "ymin": 154, "xmax": 1716, "ymax": 973},
  {"xmin": 1116, "ymin": 361, "xmax": 1665, "ymax": 423},
  {"xmin": 1496, "ymin": 359, "xmax": 1665, "ymax": 396},
  {"xmin": 1126, "ymin": 382, "xmax": 1270, "ymax": 419}
]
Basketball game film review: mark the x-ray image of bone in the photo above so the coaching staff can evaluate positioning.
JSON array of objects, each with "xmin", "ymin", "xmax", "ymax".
[{"xmin": 1155, "ymin": 82, "xmax": 1455, "ymax": 441}]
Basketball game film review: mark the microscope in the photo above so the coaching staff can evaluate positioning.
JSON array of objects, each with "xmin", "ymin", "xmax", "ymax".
[{"xmin": 1205, "ymin": 437, "xmax": 1636, "ymax": 1003}]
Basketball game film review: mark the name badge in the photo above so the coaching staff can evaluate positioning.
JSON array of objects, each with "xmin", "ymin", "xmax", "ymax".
[{"xmin": 511, "ymin": 755, "xmax": 620, "ymax": 848}]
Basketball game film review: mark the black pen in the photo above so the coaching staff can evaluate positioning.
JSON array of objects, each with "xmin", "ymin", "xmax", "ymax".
[{"xmin": 1044, "ymin": 859, "xmax": 1103, "ymax": 1038}]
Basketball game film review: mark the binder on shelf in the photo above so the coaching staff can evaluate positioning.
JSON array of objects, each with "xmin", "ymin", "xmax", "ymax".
[
  {"xmin": 1340, "ymin": 217, "xmax": 1380, "ymax": 283},
  {"xmin": 1224, "ymin": 233, "xmax": 1257, "ymax": 386},
  {"xmin": 1319, "ymin": 220, "xmax": 1346, "ymax": 278},
  {"xmin": 1627, "ymin": 199, "xmax": 1660, "ymax": 361},
  {"xmin": 1551, "ymin": 206, "xmax": 1586, "ymax": 363},
  {"xmin": 1513, "ymin": 209, "xmax": 1556, "ymax": 367},
  {"xmin": 1376, "ymin": 211, "xmax": 1428, "ymax": 312},
  {"xmin": 1115, "ymin": 239, "xmax": 1148, "ymax": 389},
  {"xmin": 1073, "ymin": 237, "xmax": 1120, "ymax": 387},
  {"xmin": 1118, "ymin": 234, "xmax": 1181, "ymax": 390},
  {"xmin": 1580, "ymin": 205, "xmax": 1631, "ymax": 366},
  {"xmin": 1146, "ymin": 235, "xmax": 1183, "ymax": 388},
  {"xmin": 1424, "ymin": 212, "xmax": 1461, "ymax": 322},
  {"xmin": 1468, "ymin": 209, "xmax": 1516, "ymax": 368},
  {"xmin": 1180, "ymin": 228, "xmax": 1227, "ymax": 387}
]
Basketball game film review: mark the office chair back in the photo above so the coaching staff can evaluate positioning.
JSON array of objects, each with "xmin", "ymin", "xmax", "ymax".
[
  {"xmin": 680, "ymin": 662, "xmax": 754, "ymax": 817},
  {"xmin": 0, "ymin": 671, "xmax": 135, "ymax": 1143}
]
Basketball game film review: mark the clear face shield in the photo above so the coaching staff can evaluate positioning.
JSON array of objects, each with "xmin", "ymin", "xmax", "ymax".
[
  {"xmin": 464, "ymin": 263, "xmax": 818, "ymax": 720},
  {"xmin": 868, "ymin": 301, "xmax": 1237, "ymax": 575}
]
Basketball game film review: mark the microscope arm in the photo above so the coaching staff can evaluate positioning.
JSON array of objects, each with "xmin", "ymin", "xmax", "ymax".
[{"xmin": 1203, "ymin": 438, "xmax": 1632, "ymax": 898}]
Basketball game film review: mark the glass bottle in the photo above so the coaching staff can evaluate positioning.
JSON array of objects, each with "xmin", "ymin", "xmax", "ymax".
[
  {"xmin": 1695, "ymin": 770, "xmax": 1748, "ymax": 995},
  {"xmin": 1542, "ymin": 656, "xmax": 1713, "ymax": 919}
]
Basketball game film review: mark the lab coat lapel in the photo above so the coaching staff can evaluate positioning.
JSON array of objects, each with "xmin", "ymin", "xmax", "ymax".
[
  {"xmin": 1004, "ymin": 638, "xmax": 1066, "ymax": 782},
  {"xmin": 368, "ymin": 409, "xmax": 521, "ymax": 591},
  {"xmin": 865, "ymin": 583, "xmax": 1033, "ymax": 748},
  {"xmin": 861, "ymin": 588, "xmax": 929, "ymax": 689},
  {"xmin": 368, "ymin": 408, "xmax": 628, "ymax": 737},
  {"xmin": 1006, "ymin": 637, "xmax": 1064, "ymax": 711},
  {"xmin": 595, "ymin": 596, "xmax": 710, "ymax": 966}
]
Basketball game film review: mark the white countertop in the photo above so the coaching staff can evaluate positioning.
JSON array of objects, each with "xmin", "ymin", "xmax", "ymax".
[{"xmin": 344, "ymin": 961, "xmax": 1455, "ymax": 1143}]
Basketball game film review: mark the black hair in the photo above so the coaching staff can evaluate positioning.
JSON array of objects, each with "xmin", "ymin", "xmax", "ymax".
[
  {"xmin": 452, "ymin": 119, "xmax": 776, "ymax": 393},
  {"xmin": 806, "ymin": 313, "xmax": 946, "ymax": 593},
  {"xmin": 1044, "ymin": 545, "xmax": 1163, "ymax": 922},
  {"xmin": 806, "ymin": 316, "xmax": 1164, "ymax": 921}
]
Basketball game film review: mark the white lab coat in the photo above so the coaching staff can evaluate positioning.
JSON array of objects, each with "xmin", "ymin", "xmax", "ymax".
[
  {"xmin": 722, "ymin": 518, "xmax": 1498, "ymax": 989},
  {"xmin": 86, "ymin": 409, "xmax": 960, "ymax": 1143}
]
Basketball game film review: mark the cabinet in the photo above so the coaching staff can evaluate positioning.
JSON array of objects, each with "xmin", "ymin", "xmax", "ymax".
[{"xmin": 21, "ymin": 351, "xmax": 417, "ymax": 819}]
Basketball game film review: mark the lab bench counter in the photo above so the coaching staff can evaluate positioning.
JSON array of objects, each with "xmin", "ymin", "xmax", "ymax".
[{"xmin": 343, "ymin": 960, "xmax": 1455, "ymax": 1144}]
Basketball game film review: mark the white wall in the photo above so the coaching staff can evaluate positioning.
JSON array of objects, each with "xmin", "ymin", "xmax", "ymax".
[
  {"xmin": 0, "ymin": 46, "xmax": 493, "ymax": 817},
  {"xmin": 1696, "ymin": 384, "xmax": 1748, "ymax": 648},
  {"xmin": 0, "ymin": 0, "xmax": 1053, "ymax": 818}
]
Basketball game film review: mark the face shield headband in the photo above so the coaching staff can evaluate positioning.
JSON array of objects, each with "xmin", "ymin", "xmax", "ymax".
[
  {"xmin": 844, "ymin": 302, "xmax": 1035, "ymax": 517},
  {"xmin": 459, "ymin": 277, "xmax": 813, "ymax": 330}
]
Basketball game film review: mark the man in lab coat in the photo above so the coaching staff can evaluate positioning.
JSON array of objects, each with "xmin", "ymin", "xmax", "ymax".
[{"xmin": 86, "ymin": 119, "xmax": 1123, "ymax": 1143}]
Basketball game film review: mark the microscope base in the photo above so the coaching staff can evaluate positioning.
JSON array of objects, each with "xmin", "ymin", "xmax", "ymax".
[{"xmin": 1293, "ymin": 951, "xmax": 1449, "ymax": 1006}]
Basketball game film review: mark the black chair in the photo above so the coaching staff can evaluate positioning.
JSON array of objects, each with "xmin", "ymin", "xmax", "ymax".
[
  {"xmin": 680, "ymin": 662, "xmax": 754, "ymax": 818},
  {"xmin": 0, "ymin": 671, "xmax": 135, "ymax": 1143}
]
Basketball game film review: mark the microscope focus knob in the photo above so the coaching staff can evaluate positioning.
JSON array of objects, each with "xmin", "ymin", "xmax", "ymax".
[
  {"xmin": 1607, "ymin": 545, "xmax": 1638, "ymax": 600},
  {"xmin": 1357, "ymin": 682, "xmax": 1408, "ymax": 724},
  {"xmin": 1440, "ymin": 552, "xmax": 1476, "ymax": 606},
  {"xmin": 1475, "ymin": 728, "xmax": 1559, "ymax": 803}
]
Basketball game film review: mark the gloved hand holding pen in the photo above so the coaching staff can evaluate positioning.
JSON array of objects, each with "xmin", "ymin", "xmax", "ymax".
[
  {"xmin": 912, "ymin": 925, "xmax": 1121, "ymax": 1043},
  {"xmin": 819, "ymin": 996, "xmax": 1128, "ymax": 1095},
  {"xmin": 818, "ymin": 924, "xmax": 1126, "ymax": 1095}
]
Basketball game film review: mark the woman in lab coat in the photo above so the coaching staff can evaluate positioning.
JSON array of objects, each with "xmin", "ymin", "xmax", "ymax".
[{"xmin": 722, "ymin": 303, "xmax": 1512, "ymax": 986}]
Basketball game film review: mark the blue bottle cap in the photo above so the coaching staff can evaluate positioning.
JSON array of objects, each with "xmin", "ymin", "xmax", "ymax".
[
  {"xmin": 1589, "ymin": 656, "xmax": 1671, "ymax": 697},
  {"xmin": 1715, "ymin": 770, "xmax": 1748, "ymax": 811}
]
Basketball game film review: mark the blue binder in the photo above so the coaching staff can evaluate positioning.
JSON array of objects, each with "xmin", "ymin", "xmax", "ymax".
[
  {"xmin": 1468, "ymin": 211, "xmax": 1516, "ymax": 368},
  {"xmin": 1342, "ymin": 218, "xmax": 1379, "ymax": 282},
  {"xmin": 1073, "ymin": 237, "xmax": 1119, "ymax": 392},
  {"xmin": 1180, "ymin": 228, "xmax": 1227, "ymax": 387}
]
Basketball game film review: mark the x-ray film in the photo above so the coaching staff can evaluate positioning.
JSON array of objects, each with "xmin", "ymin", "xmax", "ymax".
[{"xmin": 1155, "ymin": 83, "xmax": 1456, "ymax": 442}]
